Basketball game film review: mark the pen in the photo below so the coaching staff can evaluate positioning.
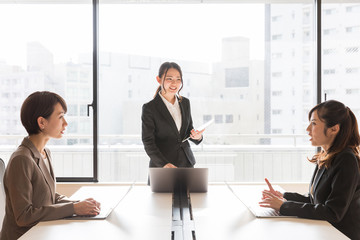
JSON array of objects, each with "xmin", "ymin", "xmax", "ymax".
[{"xmin": 182, "ymin": 137, "xmax": 190, "ymax": 142}]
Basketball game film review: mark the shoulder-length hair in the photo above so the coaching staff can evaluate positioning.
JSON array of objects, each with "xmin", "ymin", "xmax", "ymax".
[
  {"xmin": 153, "ymin": 62, "xmax": 183, "ymax": 102},
  {"xmin": 308, "ymin": 100, "xmax": 360, "ymax": 168}
]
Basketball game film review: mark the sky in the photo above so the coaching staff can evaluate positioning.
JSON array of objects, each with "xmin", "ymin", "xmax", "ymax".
[{"xmin": 0, "ymin": 3, "xmax": 264, "ymax": 68}]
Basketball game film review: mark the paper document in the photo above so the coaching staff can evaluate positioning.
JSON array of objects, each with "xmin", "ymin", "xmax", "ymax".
[
  {"xmin": 182, "ymin": 119, "xmax": 214, "ymax": 142},
  {"xmin": 195, "ymin": 119, "xmax": 214, "ymax": 131}
]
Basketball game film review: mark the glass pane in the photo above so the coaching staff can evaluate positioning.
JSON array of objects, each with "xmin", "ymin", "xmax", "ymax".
[
  {"xmin": 0, "ymin": 3, "xmax": 94, "ymax": 178},
  {"xmin": 99, "ymin": 2, "xmax": 316, "ymax": 182},
  {"xmin": 322, "ymin": 3, "xmax": 360, "ymax": 121}
]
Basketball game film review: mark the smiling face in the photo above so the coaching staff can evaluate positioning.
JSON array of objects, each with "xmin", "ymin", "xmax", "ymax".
[
  {"xmin": 41, "ymin": 102, "xmax": 68, "ymax": 139},
  {"xmin": 157, "ymin": 68, "xmax": 182, "ymax": 97},
  {"xmin": 306, "ymin": 110, "xmax": 338, "ymax": 152}
]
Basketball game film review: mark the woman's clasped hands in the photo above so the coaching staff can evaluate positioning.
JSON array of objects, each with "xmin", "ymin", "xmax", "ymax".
[{"xmin": 259, "ymin": 178, "xmax": 286, "ymax": 211}]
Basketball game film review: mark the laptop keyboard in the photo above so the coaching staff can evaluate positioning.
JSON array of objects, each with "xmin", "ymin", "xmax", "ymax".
[{"xmin": 252, "ymin": 206, "xmax": 281, "ymax": 217}]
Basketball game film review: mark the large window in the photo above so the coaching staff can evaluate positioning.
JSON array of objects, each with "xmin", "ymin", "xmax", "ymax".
[
  {"xmin": 0, "ymin": 3, "xmax": 94, "ymax": 178},
  {"xmin": 2, "ymin": 1, "xmax": 359, "ymax": 183},
  {"xmin": 97, "ymin": 2, "xmax": 316, "ymax": 182}
]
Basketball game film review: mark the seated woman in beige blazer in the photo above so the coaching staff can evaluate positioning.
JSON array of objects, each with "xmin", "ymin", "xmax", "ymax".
[{"xmin": 0, "ymin": 91, "xmax": 101, "ymax": 240}]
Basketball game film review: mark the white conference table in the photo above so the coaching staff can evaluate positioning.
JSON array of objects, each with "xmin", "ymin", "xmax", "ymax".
[
  {"xmin": 20, "ymin": 184, "xmax": 349, "ymax": 240},
  {"xmin": 20, "ymin": 185, "xmax": 173, "ymax": 240},
  {"xmin": 191, "ymin": 185, "xmax": 348, "ymax": 240}
]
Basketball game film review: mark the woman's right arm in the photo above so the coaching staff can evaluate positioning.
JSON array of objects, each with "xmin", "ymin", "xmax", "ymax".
[
  {"xmin": 260, "ymin": 178, "xmax": 311, "ymax": 211},
  {"xmin": 283, "ymin": 192, "xmax": 311, "ymax": 203},
  {"xmin": 141, "ymin": 104, "xmax": 168, "ymax": 167},
  {"xmin": 280, "ymin": 152, "xmax": 359, "ymax": 222},
  {"xmin": 263, "ymin": 178, "xmax": 311, "ymax": 203}
]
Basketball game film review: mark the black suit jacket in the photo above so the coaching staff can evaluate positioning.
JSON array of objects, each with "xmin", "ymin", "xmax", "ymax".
[
  {"xmin": 141, "ymin": 94, "xmax": 202, "ymax": 167},
  {"xmin": 280, "ymin": 148, "xmax": 360, "ymax": 240}
]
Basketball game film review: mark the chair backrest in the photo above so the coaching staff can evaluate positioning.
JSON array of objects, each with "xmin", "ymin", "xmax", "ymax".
[{"xmin": 0, "ymin": 158, "xmax": 5, "ymax": 232}]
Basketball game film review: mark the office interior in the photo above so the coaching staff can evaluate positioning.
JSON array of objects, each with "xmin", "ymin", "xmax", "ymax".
[{"xmin": 0, "ymin": 0, "xmax": 359, "ymax": 239}]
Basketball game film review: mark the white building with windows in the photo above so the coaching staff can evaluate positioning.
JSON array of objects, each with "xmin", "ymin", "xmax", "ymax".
[
  {"xmin": 268, "ymin": 3, "xmax": 360, "ymax": 140},
  {"xmin": 268, "ymin": 4, "xmax": 315, "ymax": 140}
]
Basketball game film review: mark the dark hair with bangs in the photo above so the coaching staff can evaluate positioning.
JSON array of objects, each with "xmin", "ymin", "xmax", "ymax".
[
  {"xmin": 20, "ymin": 91, "xmax": 67, "ymax": 135},
  {"xmin": 153, "ymin": 62, "xmax": 183, "ymax": 102},
  {"xmin": 308, "ymin": 100, "xmax": 360, "ymax": 168}
]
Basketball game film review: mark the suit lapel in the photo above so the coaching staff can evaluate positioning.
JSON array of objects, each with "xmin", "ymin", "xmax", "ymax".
[
  {"xmin": 37, "ymin": 152, "xmax": 56, "ymax": 202},
  {"xmin": 155, "ymin": 94, "xmax": 180, "ymax": 137},
  {"xmin": 45, "ymin": 149, "xmax": 56, "ymax": 179},
  {"xmin": 309, "ymin": 166, "xmax": 318, "ymax": 193},
  {"xmin": 311, "ymin": 165, "xmax": 326, "ymax": 196},
  {"xmin": 178, "ymin": 99, "xmax": 187, "ymax": 139},
  {"xmin": 21, "ymin": 138, "xmax": 55, "ymax": 202}
]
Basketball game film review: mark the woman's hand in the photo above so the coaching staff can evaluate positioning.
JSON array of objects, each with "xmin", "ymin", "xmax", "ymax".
[
  {"xmin": 74, "ymin": 198, "xmax": 101, "ymax": 216},
  {"xmin": 259, "ymin": 178, "xmax": 286, "ymax": 211},
  {"xmin": 189, "ymin": 129, "xmax": 205, "ymax": 141},
  {"xmin": 262, "ymin": 178, "xmax": 283, "ymax": 199},
  {"xmin": 259, "ymin": 190, "xmax": 286, "ymax": 211},
  {"xmin": 163, "ymin": 163, "xmax": 177, "ymax": 168}
]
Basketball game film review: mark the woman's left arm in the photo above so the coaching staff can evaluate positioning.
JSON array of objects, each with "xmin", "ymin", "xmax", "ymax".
[
  {"xmin": 189, "ymin": 129, "xmax": 204, "ymax": 142},
  {"xmin": 280, "ymin": 152, "xmax": 359, "ymax": 222},
  {"xmin": 55, "ymin": 193, "xmax": 78, "ymax": 204},
  {"xmin": 185, "ymin": 99, "xmax": 203, "ymax": 145}
]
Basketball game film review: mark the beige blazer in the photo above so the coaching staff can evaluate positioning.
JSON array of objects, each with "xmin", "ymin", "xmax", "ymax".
[{"xmin": 0, "ymin": 137, "xmax": 75, "ymax": 240}]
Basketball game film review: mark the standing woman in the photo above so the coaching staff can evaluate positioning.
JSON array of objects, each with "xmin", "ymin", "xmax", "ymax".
[
  {"xmin": 142, "ymin": 62, "xmax": 204, "ymax": 168},
  {"xmin": 1, "ymin": 91, "xmax": 100, "ymax": 240},
  {"xmin": 260, "ymin": 100, "xmax": 360, "ymax": 239}
]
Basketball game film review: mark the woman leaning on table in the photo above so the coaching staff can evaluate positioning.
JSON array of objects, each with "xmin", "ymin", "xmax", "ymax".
[
  {"xmin": 0, "ymin": 91, "xmax": 100, "ymax": 240},
  {"xmin": 141, "ymin": 62, "xmax": 204, "ymax": 168},
  {"xmin": 260, "ymin": 100, "xmax": 360, "ymax": 240}
]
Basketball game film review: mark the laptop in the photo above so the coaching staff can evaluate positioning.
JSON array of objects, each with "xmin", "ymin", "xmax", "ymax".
[
  {"xmin": 149, "ymin": 168, "xmax": 208, "ymax": 193},
  {"xmin": 226, "ymin": 183, "xmax": 296, "ymax": 218},
  {"xmin": 65, "ymin": 185, "xmax": 133, "ymax": 220}
]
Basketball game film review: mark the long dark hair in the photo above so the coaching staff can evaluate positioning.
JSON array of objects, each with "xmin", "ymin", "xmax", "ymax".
[
  {"xmin": 153, "ymin": 62, "xmax": 183, "ymax": 102},
  {"xmin": 308, "ymin": 100, "xmax": 360, "ymax": 168}
]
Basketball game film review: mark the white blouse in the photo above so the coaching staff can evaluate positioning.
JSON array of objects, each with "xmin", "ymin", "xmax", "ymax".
[
  {"xmin": 41, "ymin": 152, "xmax": 51, "ymax": 174},
  {"xmin": 159, "ymin": 92, "xmax": 182, "ymax": 132}
]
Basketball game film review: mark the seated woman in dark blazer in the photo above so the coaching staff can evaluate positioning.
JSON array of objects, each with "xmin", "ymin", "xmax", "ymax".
[
  {"xmin": 142, "ymin": 62, "xmax": 204, "ymax": 168},
  {"xmin": 0, "ymin": 91, "xmax": 100, "ymax": 240},
  {"xmin": 260, "ymin": 100, "xmax": 360, "ymax": 240}
]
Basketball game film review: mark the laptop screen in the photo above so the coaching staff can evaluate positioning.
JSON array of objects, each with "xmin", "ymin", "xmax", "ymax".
[{"xmin": 149, "ymin": 168, "xmax": 208, "ymax": 193}]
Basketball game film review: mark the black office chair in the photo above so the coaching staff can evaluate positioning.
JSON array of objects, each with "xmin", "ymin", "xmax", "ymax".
[{"xmin": 0, "ymin": 158, "xmax": 5, "ymax": 233}]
